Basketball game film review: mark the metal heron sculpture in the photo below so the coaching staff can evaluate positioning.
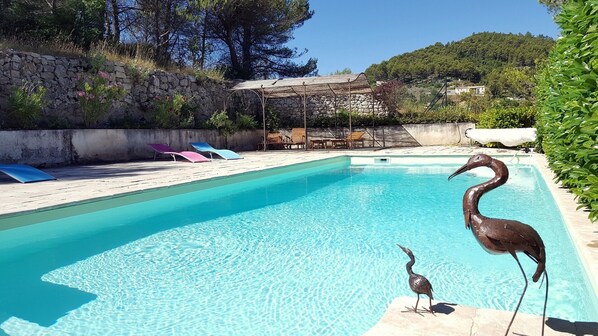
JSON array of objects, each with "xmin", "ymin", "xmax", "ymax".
[
  {"xmin": 397, "ymin": 244, "xmax": 434, "ymax": 314},
  {"xmin": 448, "ymin": 154, "xmax": 548, "ymax": 336}
]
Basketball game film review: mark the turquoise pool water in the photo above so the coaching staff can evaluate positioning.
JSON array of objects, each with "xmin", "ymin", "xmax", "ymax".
[{"xmin": 0, "ymin": 159, "xmax": 596, "ymax": 335}]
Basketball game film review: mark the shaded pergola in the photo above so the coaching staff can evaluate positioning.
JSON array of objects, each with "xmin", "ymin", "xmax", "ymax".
[{"xmin": 230, "ymin": 73, "xmax": 375, "ymax": 150}]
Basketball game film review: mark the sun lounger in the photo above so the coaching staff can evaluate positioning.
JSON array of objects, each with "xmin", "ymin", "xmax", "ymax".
[
  {"xmin": 465, "ymin": 128, "xmax": 537, "ymax": 147},
  {"xmin": 189, "ymin": 142, "xmax": 243, "ymax": 160},
  {"xmin": 0, "ymin": 164, "xmax": 56, "ymax": 183},
  {"xmin": 148, "ymin": 143, "xmax": 210, "ymax": 163}
]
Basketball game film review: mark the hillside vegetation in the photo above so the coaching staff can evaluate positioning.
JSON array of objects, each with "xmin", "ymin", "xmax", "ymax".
[{"xmin": 365, "ymin": 32, "xmax": 555, "ymax": 84}]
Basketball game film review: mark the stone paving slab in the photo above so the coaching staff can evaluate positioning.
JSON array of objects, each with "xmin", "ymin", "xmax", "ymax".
[{"xmin": 364, "ymin": 297, "xmax": 593, "ymax": 336}]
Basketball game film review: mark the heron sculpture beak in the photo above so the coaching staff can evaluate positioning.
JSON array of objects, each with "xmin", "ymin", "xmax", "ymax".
[
  {"xmin": 448, "ymin": 163, "xmax": 470, "ymax": 180},
  {"xmin": 396, "ymin": 243, "xmax": 409, "ymax": 254}
]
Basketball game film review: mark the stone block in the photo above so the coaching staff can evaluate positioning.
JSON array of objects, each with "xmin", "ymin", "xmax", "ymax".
[
  {"xmin": 40, "ymin": 72, "xmax": 55, "ymax": 80},
  {"xmin": 55, "ymin": 64, "xmax": 67, "ymax": 76}
]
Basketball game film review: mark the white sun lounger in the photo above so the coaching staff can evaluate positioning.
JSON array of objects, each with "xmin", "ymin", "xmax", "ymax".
[{"xmin": 465, "ymin": 128, "xmax": 537, "ymax": 147}]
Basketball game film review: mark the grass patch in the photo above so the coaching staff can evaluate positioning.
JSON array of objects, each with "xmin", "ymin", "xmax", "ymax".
[
  {"xmin": 0, "ymin": 38, "xmax": 225, "ymax": 82},
  {"xmin": 0, "ymin": 37, "xmax": 84, "ymax": 57}
]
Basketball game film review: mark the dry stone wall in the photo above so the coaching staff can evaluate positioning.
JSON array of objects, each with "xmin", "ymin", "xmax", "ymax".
[
  {"xmin": 0, "ymin": 50, "xmax": 389, "ymax": 129},
  {"xmin": 267, "ymin": 94, "xmax": 388, "ymax": 124},
  {"xmin": 0, "ymin": 50, "xmax": 231, "ymax": 128}
]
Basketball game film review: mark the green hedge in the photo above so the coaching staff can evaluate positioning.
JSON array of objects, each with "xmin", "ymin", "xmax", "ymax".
[
  {"xmin": 477, "ymin": 105, "xmax": 536, "ymax": 129},
  {"xmin": 536, "ymin": 0, "xmax": 598, "ymax": 222}
]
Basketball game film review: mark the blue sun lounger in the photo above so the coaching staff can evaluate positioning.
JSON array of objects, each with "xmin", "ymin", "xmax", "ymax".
[
  {"xmin": 0, "ymin": 164, "xmax": 56, "ymax": 183},
  {"xmin": 189, "ymin": 142, "xmax": 242, "ymax": 160}
]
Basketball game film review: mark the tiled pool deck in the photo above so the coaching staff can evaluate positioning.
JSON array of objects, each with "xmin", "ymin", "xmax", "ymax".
[{"xmin": 0, "ymin": 146, "xmax": 596, "ymax": 335}]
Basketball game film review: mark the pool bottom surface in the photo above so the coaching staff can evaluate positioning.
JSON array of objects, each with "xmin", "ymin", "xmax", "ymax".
[{"xmin": 0, "ymin": 164, "xmax": 596, "ymax": 335}]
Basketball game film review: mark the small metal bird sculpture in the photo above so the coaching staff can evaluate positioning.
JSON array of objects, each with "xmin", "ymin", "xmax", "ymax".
[
  {"xmin": 448, "ymin": 154, "xmax": 548, "ymax": 336},
  {"xmin": 397, "ymin": 244, "xmax": 434, "ymax": 314}
]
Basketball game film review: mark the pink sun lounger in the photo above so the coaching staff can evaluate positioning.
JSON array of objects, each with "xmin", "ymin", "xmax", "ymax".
[{"xmin": 148, "ymin": 144, "xmax": 210, "ymax": 163}]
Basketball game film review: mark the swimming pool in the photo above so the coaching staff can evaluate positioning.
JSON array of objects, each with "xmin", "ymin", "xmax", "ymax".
[{"xmin": 0, "ymin": 156, "xmax": 596, "ymax": 335}]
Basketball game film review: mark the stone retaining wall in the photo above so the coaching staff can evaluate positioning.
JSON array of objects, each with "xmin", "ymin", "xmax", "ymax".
[
  {"xmin": 0, "ymin": 50, "xmax": 389, "ymax": 129},
  {"xmin": 267, "ymin": 94, "xmax": 388, "ymax": 124},
  {"xmin": 0, "ymin": 50, "xmax": 231, "ymax": 127}
]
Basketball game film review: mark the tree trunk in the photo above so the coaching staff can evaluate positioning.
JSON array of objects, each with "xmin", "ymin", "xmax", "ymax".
[
  {"xmin": 199, "ymin": 10, "xmax": 208, "ymax": 69},
  {"xmin": 240, "ymin": 24, "xmax": 252, "ymax": 79},
  {"xmin": 110, "ymin": 0, "xmax": 120, "ymax": 44}
]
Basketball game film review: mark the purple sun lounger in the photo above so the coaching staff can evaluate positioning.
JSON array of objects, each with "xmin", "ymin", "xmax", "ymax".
[
  {"xmin": 148, "ymin": 144, "xmax": 210, "ymax": 163},
  {"xmin": 0, "ymin": 164, "xmax": 56, "ymax": 183}
]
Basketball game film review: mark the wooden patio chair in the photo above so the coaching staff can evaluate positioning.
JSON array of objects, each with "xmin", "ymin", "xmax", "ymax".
[
  {"xmin": 290, "ymin": 128, "xmax": 306, "ymax": 148},
  {"xmin": 347, "ymin": 131, "xmax": 365, "ymax": 148},
  {"xmin": 262, "ymin": 132, "xmax": 292, "ymax": 150}
]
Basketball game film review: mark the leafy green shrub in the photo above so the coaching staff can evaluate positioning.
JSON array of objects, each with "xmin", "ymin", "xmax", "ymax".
[
  {"xmin": 7, "ymin": 81, "xmax": 47, "ymax": 129},
  {"xmin": 398, "ymin": 105, "xmax": 477, "ymax": 124},
  {"xmin": 208, "ymin": 110, "xmax": 235, "ymax": 137},
  {"xmin": 265, "ymin": 107, "xmax": 280, "ymax": 131},
  {"xmin": 125, "ymin": 64, "xmax": 150, "ymax": 84},
  {"xmin": 235, "ymin": 113, "xmax": 257, "ymax": 130},
  {"xmin": 77, "ymin": 71, "xmax": 126, "ymax": 127},
  {"xmin": 149, "ymin": 94, "xmax": 187, "ymax": 128},
  {"xmin": 535, "ymin": 0, "xmax": 598, "ymax": 221},
  {"xmin": 477, "ymin": 106, "xmax": 536, "ymax": 129},
  {"xmin": 304, "ymin": 105, "xmax": 477, "ymax": 128}
]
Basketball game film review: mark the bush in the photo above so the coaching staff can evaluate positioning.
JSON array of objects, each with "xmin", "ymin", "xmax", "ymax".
[
  {"xmin": 535, "ymin": 0, "xmax": 598, "ymax": 221},
  {"xmin": 235, "ymin": 113, "xmax": 257, "ymax": 130},
  {"xmin": 477, "ymin": 105, "xmax": 536, "ymax": 129},
  {"xmin": 77, "ymin": 71, "xmax": 126, "ymax": 127},
  {"xmin": 148, "ymin": 94, "xmax": 188, "ymax": 128},
  {"xmin": 397, "ymin": 105, "xmax": 477, "ymax": 124},
  {"xmin": 208, "ymin": 110, "xmax": 235, "ymax": 137},
  {"xmin": 6, "ymin": 81, "xmax": 46, "ymax": 129},
  {"xmin": 265, "ymin": 107, "xmax": 280, "ymax": 131}
]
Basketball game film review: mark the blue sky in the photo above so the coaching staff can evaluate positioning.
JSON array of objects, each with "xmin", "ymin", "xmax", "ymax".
[{"xmin": 289, "ymin": 0, "xmax": 560, "ymax": 75}]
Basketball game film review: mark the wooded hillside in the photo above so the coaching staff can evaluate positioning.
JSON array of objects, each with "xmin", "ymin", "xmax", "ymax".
[{"xmin": 365, "ymin": 32, "xmax": 555, "ymax": 84}]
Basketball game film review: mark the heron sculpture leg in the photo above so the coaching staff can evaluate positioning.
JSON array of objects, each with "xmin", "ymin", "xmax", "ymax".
[
  {"xmin": 505, "ymin": 252, "xmax": 528, "ymax": 336},
  {"xmin": 428, "ymin": 297, "xmax": 435, "ymax": 314},
  {"xmin": 414, "ymin": 294, "xmax": 420, "ymax": 312},
  {"xmin": 541, "ymin": 274, "xmax": 548, "ymax": 336}
]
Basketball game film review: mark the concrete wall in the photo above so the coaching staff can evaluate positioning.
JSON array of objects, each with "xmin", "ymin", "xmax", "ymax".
[
  {"xmin": 403, "ymin": 122, "xmax": 473, "ymax": 146},
  {"xmin": 0, "ymin": 129, "xmax": 262, "ymax": 166},
  {"xmin": 0, "ymin": 123, "xmax": 474, "ymax": 166}
]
